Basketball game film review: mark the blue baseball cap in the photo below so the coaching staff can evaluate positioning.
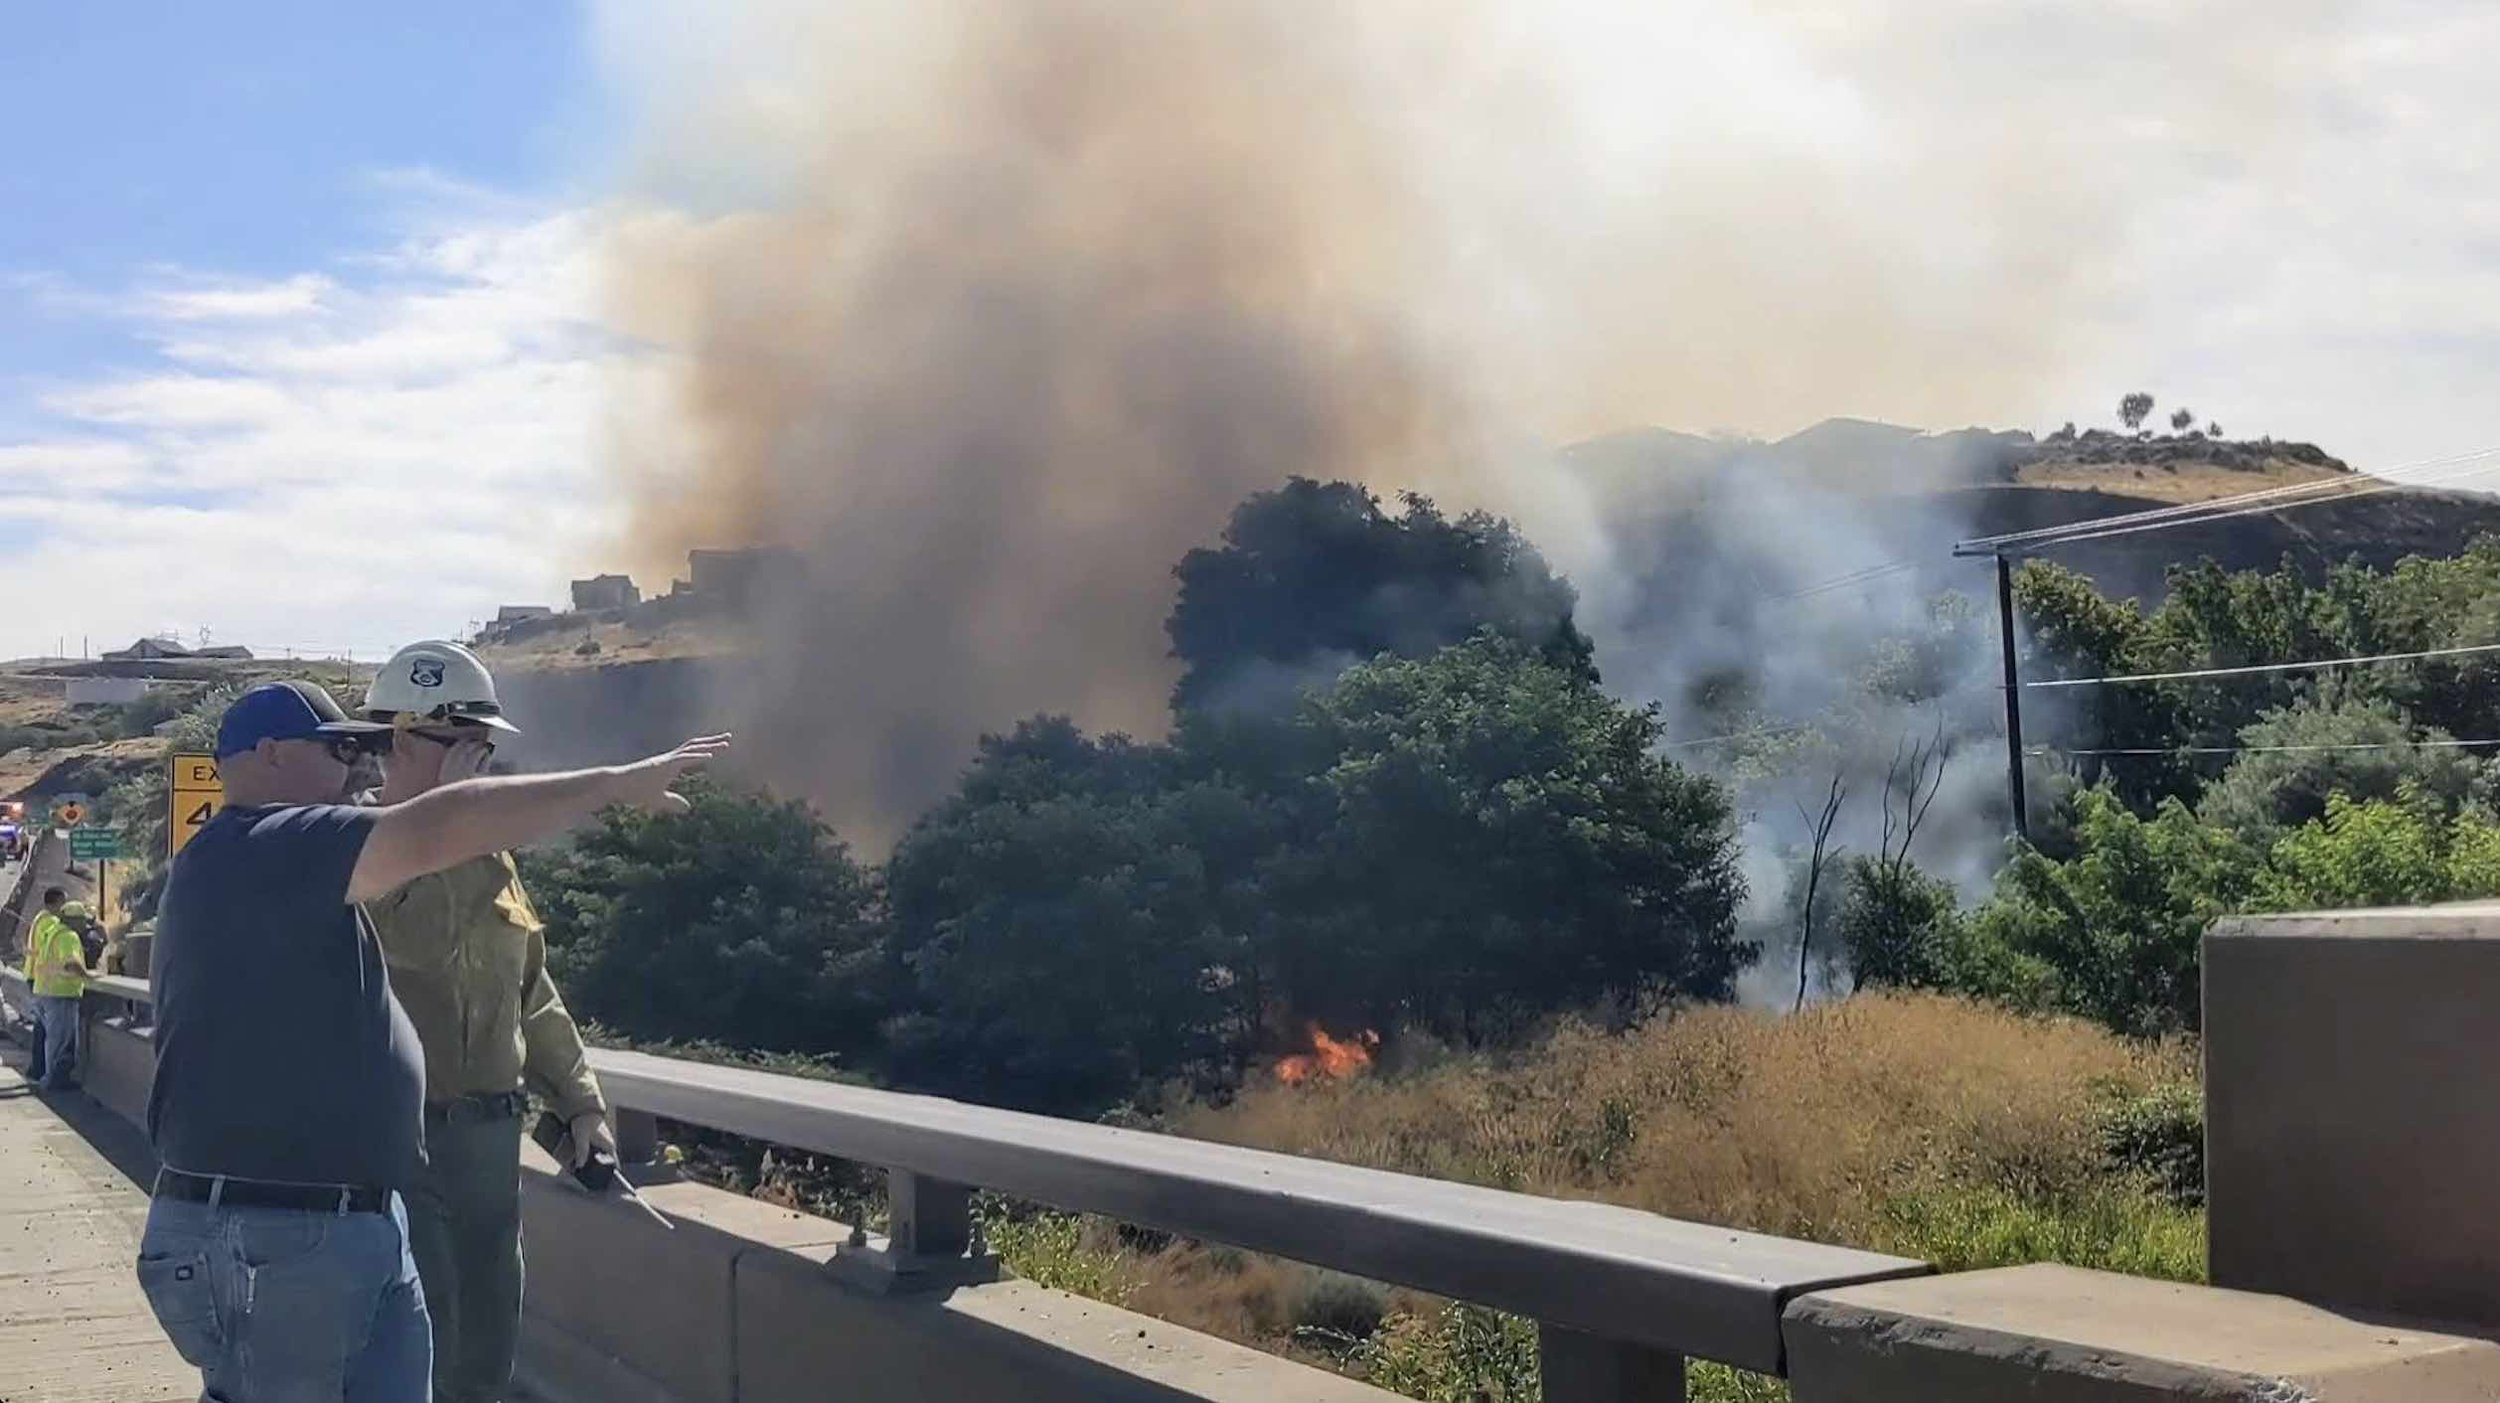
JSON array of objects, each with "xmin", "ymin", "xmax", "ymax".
[{"xmin": 215, "ymin": 680, "xmax": 394, "ymax": 759}]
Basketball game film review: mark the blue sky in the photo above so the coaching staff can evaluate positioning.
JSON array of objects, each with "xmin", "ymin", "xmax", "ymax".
[
  {"xmin": 1, "ymin": 3, "xmax": 636, "ymax": 657},
  {"xmin": 6, "ymin": 0, "xmax": 2500, "ymax": 664},
  {"xmin": 2, "ymin": 5, "xmax": 609, "ymax": 377}
]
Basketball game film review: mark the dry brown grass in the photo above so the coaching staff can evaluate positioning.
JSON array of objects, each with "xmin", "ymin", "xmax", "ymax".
[
  {"xmin": 2013, "ymin": 455, "xmax": 2342, "ymax": 504},
  {"xmin": 1173, "ymin": 993, "xmax": 2191, "ymax": 1246},
  {"xmin": 975, "ymin": 995, "xmax": 2204, "ymax": 1395}
]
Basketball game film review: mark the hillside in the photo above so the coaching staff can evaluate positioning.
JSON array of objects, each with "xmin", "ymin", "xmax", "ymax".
[
  {"xmin": 0, "ymin": 656, "xmax": 365, "ymax": 804},
  {"xmin": 1564, "ymin": 419, "xmax": 2500, "ymax": 603}
]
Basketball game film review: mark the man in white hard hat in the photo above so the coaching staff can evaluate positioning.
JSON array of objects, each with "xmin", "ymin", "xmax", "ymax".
[{"xmin": 359, "ymin": 640, "xmax": 609, "ymax": 1403}]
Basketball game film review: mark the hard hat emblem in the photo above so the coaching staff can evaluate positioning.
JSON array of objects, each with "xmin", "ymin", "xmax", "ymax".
[{"xmin": 410, "ymin": 658, "xmax": 446, "ymax": 688}]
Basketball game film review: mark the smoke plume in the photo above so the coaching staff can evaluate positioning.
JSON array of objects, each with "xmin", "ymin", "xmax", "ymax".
[{"xmin": 596, "ymin": 0, "xmax": 2334, "ymax": 842}]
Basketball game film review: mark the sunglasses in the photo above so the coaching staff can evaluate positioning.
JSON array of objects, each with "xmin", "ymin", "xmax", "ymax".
[{"xmin": 321, "ymin": 735, "xmax": 389, "ymax": 766}]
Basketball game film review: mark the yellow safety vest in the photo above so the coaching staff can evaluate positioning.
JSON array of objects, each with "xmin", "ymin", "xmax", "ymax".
[{"xmin": 28, "ymin": 912, "xmax": 87, "ymax": 999}]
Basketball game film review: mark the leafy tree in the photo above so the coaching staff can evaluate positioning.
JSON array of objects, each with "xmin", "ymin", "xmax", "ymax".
[
  {"xmin": 880, "ymin": 719, "xmax": 1264, "ymax": 1113},
  {"xmin": 2253, "ymin": 791, "xmax": 2500, "ymax": 912},
  {"xmin": 526, "ymin": 778, "xmax": 884, "ymax": 1058},
  {"xmin": 1839, "ymin": 856, "xmax": 1960, "ymax": 992},
  {"xmin": 2169, "ymin": 407, "xmax": 2196, "ymax": 433},
  {"xmin": 1247, "ymin": 636, "xmax": 1750, "ymax": 1041},
  {"xmin": 1167, "ymin": 479, "xmax": 1596, "ymax": 714},
  {"xmin": 2119, "ymin": 392, "xmax": 2155, "ymax": 431},
  {"xmin": 1963, "ymin": 789, "xmax": 2261, "ymax": 1035},
  {"xmin": 2197, "ymin": 694, "xmax": 2492, "ymax": 842},
  {"xmin": 2017, "ymin": 543, "xmax": 2500, "ymax": 816}
]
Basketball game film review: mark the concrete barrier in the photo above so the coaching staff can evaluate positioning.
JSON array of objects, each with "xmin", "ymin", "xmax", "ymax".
[
  {"xmin": 2205, "ymin": 903, "xmax": 2500, "ymax": 1326},
  {"xmin": 79, "ymin": 1014, "xmax": 154, "ymax": 1125},
  {"xmin": 515, "ymin": 1143, "xmax": 1400, "ymax": 1403},
  {"xmin": 1786, "ymin": 1263, "xmax": 2500, "ymax": 1402}
]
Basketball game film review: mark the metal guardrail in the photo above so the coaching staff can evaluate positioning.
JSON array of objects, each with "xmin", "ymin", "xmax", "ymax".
[
  {"xmin": 589, "ymin": 1049, "xmax": 1929, "ymax": 1376},
  {"xmin": 37, "ymin": 973, "xmax": 1929, "ymax": 1390}
]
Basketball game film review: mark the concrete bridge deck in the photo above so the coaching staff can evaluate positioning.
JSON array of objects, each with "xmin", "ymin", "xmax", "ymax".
[{"xmin": 0, "ymin": 1047, "xmax": 192, "ymax": 1403}]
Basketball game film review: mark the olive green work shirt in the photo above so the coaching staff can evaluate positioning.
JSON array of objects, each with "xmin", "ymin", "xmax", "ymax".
[{"xmin": 363, "ymin": 853, "xmax": 606, "ymax": 1122}]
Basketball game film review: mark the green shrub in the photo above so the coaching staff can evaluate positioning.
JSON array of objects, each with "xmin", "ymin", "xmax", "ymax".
[
  {"xmin": 2098, "ymin": 1083, "xmax": 2204, "ymax": 1208},
  {"xmin": 1354, "ymin": 1306, "xmax": 1539, "ymax": 1401},
  {"xmin": 1872, "ymin": 1184, "xmax": 2204, "ymax": 1282},
  {"xmin": 1291, "ymin": 1271, "xmax": 1389, "ymax": 1345},
  {"xmin": 1350, "ymin": 1305, "xmax": 1789, "ymax": 1402},
  {"xmin": 983, "ymin": 1210, "xmax": 1135, "ymax": 1305}
]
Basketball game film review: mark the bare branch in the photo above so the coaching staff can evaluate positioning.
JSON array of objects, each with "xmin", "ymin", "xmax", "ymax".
[{"xmin": 1795, "ymin": 772, "xmax": 1848, "ymax": 1014}]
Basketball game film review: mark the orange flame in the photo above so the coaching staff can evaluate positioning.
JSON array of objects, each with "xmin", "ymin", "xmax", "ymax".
[{"xmin": 1275, "ymin": 1025, "xmax": 1380, "ymax": 1086}]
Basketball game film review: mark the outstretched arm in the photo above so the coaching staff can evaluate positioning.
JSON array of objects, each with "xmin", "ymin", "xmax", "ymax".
[{"xmin": 347, "ymin": 735, "xmax": 730, "ymax": 904}]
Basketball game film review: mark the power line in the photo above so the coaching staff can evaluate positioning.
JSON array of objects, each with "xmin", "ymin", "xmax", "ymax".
[
  {"xmin": 2019, "ymin": 464, "xmax": 2500, "ymax": 554},
  {"xmin": 1960, "ymin": 444, "xmax": 2500, "ymax": 554},
  {"xmin": 1771, "ymin": 444, "xmax": 2500, "ymax": 606},
  {"xmin": 1773, "ymin": 560, "xmax": 1920, "ymax": 603},
  {"xmin": 1954, "ymin": 444, "xmax": 2500, "ymax": 558},
  {"xmin": 1964, "ymin": 472, "xmax": 2376, "ymax": 556},
  {"xmin": 2035, "ymin": 737, "xmax": 2500, "ymax": 758},
  {"xmin": 2022, "ymin": 640, "xmax": 2500, "ymax": 690}
]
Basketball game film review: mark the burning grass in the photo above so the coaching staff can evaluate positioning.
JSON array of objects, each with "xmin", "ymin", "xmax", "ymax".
[
  {"xmin": 987, "ymin": 993, "xmax": 2203, "ymax": 1401},
  {"xmin": 1274, "ymin": 1025, "xmax": 1380, "ymax": 1086},
  {"xmin": 1185, "ymin": 992, "xmax": 2193, "ymax": 1248}
]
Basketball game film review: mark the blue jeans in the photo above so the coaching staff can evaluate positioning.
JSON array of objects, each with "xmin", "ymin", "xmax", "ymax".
[
  {"xmin": 34, "ymin": 994, "xmax": 79, "ymax": 1090},
  {"xmin": 137, "ymin": 1189, "xmax": 433, "ymax": 1403}
]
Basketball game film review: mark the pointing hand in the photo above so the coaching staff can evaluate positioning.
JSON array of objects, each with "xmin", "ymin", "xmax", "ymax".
[{"xmin": 606, "ymin": 735, "xmax": 733, "ymax": 815}]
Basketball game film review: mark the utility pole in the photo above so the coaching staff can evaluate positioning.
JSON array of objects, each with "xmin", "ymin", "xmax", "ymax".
[
  {"xmin": 1994, "ymin": 554, "xmax": 2029, "ymax": 842},
  {"xmin": 1953, "ymin": 533, "xmax": 2034, "ymax": 844}
]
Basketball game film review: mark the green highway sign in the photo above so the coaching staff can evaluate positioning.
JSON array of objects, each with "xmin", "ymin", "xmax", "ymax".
[{"xmin": 69, "ymin": 827, "xmax": 122, "ymax": 861}]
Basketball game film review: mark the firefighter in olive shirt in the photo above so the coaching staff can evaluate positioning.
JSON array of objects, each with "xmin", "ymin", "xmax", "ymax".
[{"xmin": 362, "ymin": 640, "xmax": 613, "ymax": 1403}]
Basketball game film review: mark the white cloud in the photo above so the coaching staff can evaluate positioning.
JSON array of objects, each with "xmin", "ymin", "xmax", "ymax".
[
  {"xmin": 141, "ymin": 273, "xmax": 338, "ymax": 322},
  {"xmin": 0, "ymin": 210, "xmax": 643, "ymax": 661}
]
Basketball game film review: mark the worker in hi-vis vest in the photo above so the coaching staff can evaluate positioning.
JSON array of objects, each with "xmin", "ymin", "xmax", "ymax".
[
  {"xmin": 28, "ymin": 890, "xmax": 91, "ymax": 1092},
  {"xmin": 360, "ymin": 640, "xmax": 610, "ymax": 1403}
]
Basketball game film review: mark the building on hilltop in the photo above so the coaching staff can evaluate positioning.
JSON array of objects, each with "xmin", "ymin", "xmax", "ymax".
[
  {"xmin": 570, "ymin": 574, "xmax": 641, "ymax": 612},
  {"xmin": 496, "ymin": 604, "xmax": 556, "ymax": 625},
  {"xmin": 101, "ymin": 637, "xmax": 192, "ymax": 662}
]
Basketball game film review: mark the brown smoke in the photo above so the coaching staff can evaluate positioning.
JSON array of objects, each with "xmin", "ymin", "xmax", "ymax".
[{"xmin": 599, "ymin": 0, "xmax": 2329, "ymax": 841}]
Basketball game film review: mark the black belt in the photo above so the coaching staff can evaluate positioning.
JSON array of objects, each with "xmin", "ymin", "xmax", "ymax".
[
  {"xmin": 427, "ymin": 1090, "xmax": 527, "ymax": 1124},
  {"xmin": 154, "ymin": 1168, "xmax": 391, "ymax": 1215}
]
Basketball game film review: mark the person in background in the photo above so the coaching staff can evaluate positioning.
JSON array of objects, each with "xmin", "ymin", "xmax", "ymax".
[
  {"xmin": 134, "ymin": 678, "xmax": 727, "ymax": 1403},
  {"xmin": 359, "ymin": 640, "xmax": 610, "ymax": 1403},
  {"xmin": 23, "ymin": 887, "xmax": 67, "ymax": 1083},
  {"xmin": 66, "ymin": 898, "xmax": 104, "ymax": 969},
  {"xmin": 27, "ymin": 889, "xmax": 88, "ymax": 1091}
]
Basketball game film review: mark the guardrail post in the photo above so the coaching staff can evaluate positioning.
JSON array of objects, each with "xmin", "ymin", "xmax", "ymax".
[
  {"xmin": 611, "ymin": 1108, "xmax": 659, "ymax": 1165},
  {"xmin": 889, "ymin": 1170, "xmax": 972, "ymax": 1258},
  {"xmin": 828, "ymin": 1168, "xmax": 999, "ymax": 1295},
  {"xmin": 1539, "ymin": 1324, "xmax": 1686, "ymax": 1403}
]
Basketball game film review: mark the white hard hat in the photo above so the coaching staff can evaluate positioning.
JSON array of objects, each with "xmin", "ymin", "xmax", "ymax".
[{"xmin": 363, "ymin": 640, "xmax": 520, "ymax": 733}]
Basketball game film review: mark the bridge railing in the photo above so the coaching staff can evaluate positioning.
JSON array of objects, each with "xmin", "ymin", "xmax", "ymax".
[{"xmin": 7, "ymin": 968, "xmax": 1928, "ymax": 1398}]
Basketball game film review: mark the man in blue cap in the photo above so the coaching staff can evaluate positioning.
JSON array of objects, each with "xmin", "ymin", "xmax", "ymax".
[{"xmin": 132, "ymin": 678, "xmax": 728, "ymax": 1403}]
